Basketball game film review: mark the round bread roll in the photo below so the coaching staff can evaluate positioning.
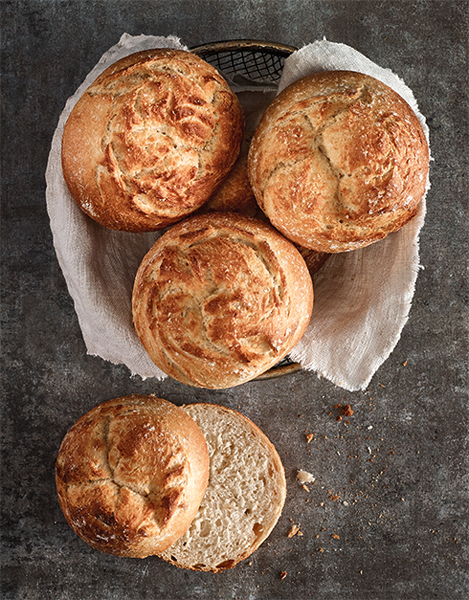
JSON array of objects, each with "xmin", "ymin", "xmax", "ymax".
[
  {"xmin": 61, "ymin": 49, "xmax": 244, "ymax": 232},
  {"xmin": 248, "ymin": 70, "xmax": 430, "ymax": 253},
  {"xmin": 160, "ymin": 403, "xmax": 286, "ymax": 572},
  {"xmin": 132, "ymin": 212, "xmax": 314, "ymax": 388},
  {"xmin": 55, "ymin": 395, "xmax": 209, "ymax": 558},
  {"xmin": 197, "ymin": 154, "xmax": 265, "ymax": 219}
]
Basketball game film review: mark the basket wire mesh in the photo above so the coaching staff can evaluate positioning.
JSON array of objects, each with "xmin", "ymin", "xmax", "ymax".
[{"xmin": 191, "ymin": 40, "xmax": 297, "ymax": 85}]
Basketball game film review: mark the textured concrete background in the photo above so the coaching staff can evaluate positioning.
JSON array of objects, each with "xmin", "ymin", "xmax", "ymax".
[{"xmin": 1, "ymin": 1, "xmax": 468, "ymax": 599}]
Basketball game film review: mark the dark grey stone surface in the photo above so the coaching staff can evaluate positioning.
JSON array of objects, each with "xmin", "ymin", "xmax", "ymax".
[{"xmin": 1, "ymin": 1, "xmax": 468, "ymax": 599}]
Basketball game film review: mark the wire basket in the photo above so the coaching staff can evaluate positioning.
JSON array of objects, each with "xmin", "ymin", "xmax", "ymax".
[
  {"xmin": 191, "ymin": 39, "xmax": 297, "ymax": 85},
  {"xmin": 191, "ymin": 40, "xmax": 302, "ymax": 381}
]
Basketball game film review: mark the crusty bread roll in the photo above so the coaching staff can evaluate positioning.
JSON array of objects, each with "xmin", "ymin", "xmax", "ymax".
[
  {"xmin": 197, "ymin": 154, "xmax": 265, "ymax": 219},
  {"xmin": 55, "ymin": 395, "xmax": 209, "ymax": 558},
  {"xmin": 62, "ymin": 49, "xmax": 244, "ymax": 232},
  {"xmin": 248, "ymin": 70, "xmax": 430, "ymax": 253},
  {"xmin": 160, "ymin": 403, "xmax": 286, "ymax": 572},
  {"xmin": 296, "ymin": 245, "xmax": 330, "ymax": 275},
  {"xmin": 132, "ymin": 212, "xmax": 314, "ymax": 388}
]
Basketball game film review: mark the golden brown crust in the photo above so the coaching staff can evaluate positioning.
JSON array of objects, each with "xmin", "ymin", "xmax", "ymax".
[
  {"xmin": 62, "ymin": 49, "xmax": 244, "ymax": 232},
  {"xmin": 197, "ymin": 154, "xmax": 265, "ymax": 219},
  {"xmin": 132, "ymin": 212, "xmax": 314, "ymax": 388},
  {"xmin": 248, "ymin": 70, "xmax": 429, "ymax": 253},
  {"xmin": 296, "ymin": 245, "xmax": 330, "ymax": 275},
  {"xmin": 55, "ymin": 395, "xmax": 209, "ymax": 558}
]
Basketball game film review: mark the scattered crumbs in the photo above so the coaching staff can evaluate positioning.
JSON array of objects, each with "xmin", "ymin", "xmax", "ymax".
[
  {"xmin": 367, "ymin": 425, "xmax": 373, "ymax": 430},
  {"xmin": 280, "ymin": 571, "xmax": 287, "ymax": 580},
  {"xmin": 302, "ymin": 484, "xmax": 310, "ymax": 493},
  {"xmin": 403, "ymin": 360, "xmax": 407, "ymax": 366},
  {"xmin": 287, "ymin": 524, "xmax": 303, "ymax": 538},
  {"xmin": 380, "ymin": 384, "xmax": 385, "ymax": 388},
  {"xmin": 297, "ymin": 470, "xmax": 315, "ymax": 483},
  {"xmin": 305, "ymin": 433, "xmax": 314, "ymax": 443},
  {"xmin": 343, "ymin": 501, "xmax": 349, "ymax": 506},
  {"xmin": 331, "ymin": 534, "xmax": 340, "ymax": 540},
  {"xmin": 334, "ymin": 404, "xmax": 354, "ymax": 419},
  {"xmin": 318, "ymin": 548, "xmax": 324, "ymax": 553}
]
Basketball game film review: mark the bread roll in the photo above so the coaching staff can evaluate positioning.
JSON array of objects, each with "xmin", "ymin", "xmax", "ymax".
[
  {"xmin": 55, "ymin": 395, "xmax": 209, "ymax": 558},
  {"xmin": 132, "ymin": 212, "xmax": 314, "ymax": 388},
  {"xmin": 248, "ymin": 70, "xmax": 430, "ymax": 253},
  {"xmin": 197, "ymin": 154, "xmax": 265, "ymax": 219},
  {"xmin": 296, "ymin": 245, "xmax": 330, "ymax": 275},
  {"xmin": 160, "ymin": 403, "xmax": 286, "ymax": 572},
  {"xmin": 62, "ymin": 49, "xmax": 244, "ymax": 232}
]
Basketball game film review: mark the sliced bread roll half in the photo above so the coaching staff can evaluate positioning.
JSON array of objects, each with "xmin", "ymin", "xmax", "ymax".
[{"xmin": 160, "ymin": 403, "xmax": 286, "ymax": 572}]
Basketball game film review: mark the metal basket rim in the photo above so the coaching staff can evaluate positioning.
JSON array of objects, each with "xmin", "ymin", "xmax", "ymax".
[{"xmin": 190, "ymin": 39, "xmax": 298, "ymax": 56}]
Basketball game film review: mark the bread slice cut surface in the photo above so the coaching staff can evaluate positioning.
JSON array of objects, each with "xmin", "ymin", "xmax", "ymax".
[{"xmin": 160, "ymin": 402, "xmax": 286, "ymax": 572}]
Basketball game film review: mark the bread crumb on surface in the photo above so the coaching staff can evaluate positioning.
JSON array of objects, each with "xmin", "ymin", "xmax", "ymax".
[
  {"xmin": 287, "ymin": 524, "xmax": 303, "ymax": 538},
  {"xmin": 297, "ymin": 469, "xmax": 315, "ymax": 483},
  {"xmin": 333, "ymin": 404, "xmax": 354, "ymax": 420},
  {"xmin": 305, "ymin": 433, "xmax": 314, "ymax": 443},
  {"xmin": 280, "ymin": 571, "xmax": 287, "ymax": 580}
]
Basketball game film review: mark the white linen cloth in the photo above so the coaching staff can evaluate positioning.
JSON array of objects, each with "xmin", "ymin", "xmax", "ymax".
[{"xmin": 45, "ymin": 33, "xmax": 430, "ymax": 391}]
